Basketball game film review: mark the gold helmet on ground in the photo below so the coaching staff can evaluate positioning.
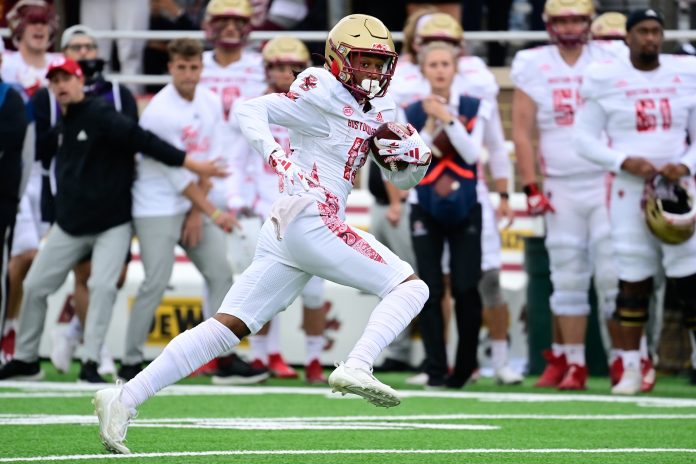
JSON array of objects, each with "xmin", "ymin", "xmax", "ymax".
[
  {"xmin": 644, "ymin": 176, "xmax": 696, "ymax": 245},
  {"xmin": 591, "ymin": 12, "xmax": 626, "ymax": 40},
  {"xmin": 414, "ymin": 13, "xmax": 464, "ymax": 48},
  {"xmin": 325, "ymin": 14, "xmax": 398, "ymax": 100},
  {"xmin": 262, "ymin": 37, "xmax": 311, "ymax": 66},
  {"xmin": 543, "ymin": 0, "xmax": 595, "ymax": 46},
  {"xmin": 204, "ymin": 0, "xmax": 253, "ymax": 48}
]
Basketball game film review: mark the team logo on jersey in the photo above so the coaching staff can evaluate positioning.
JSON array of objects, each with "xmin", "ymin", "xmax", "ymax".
[
  {"xmin": 343, "ymin": 105, "xmax": 354, "ymax": 116},
  {"xmin": 284, "ymin": 91, "xmax": 299, "ymax": 101},
  {"xmin": 299, "ymin": 75, "xmax": 318, "ymax": 91},
  {"xmin": 376, "ymin": 112, "xmax": 383, "ymax": 122}
]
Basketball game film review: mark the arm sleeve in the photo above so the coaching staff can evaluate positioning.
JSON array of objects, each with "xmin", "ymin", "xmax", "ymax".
[
  {"xmin": 573, "ymin": 98, "xmax": 626, "ymax": 173},
  {"xmin": 483, "ymin": 100, "xmax": 510, "ymax": 180},
  {"xmin": 443, "ymin": 117, "xmax": 479, "ymax": 164},
  {"xmin": 101, "ymin": 105, "xmax": 186, "ymax": 167},
  {"xmin": 30, "ymin": 89, "xmax": 58, "ymax": 167},
  {"xmin": 234, "ymin": 91, "xmax": 330, "ymax": 162},
  {"xmin": 680, "ymin": 107, "xmax": 696, "ymax": 174}
]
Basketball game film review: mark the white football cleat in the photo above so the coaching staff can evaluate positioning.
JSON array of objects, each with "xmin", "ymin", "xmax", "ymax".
[
  {"xmin": 329, "ymin": 362, "xmax": 401, "ymax": 408},
  {"xmin": 50, "ymin": 328, "xmax": 79, "ymax": 374},
  {"xmin": 93, "ymin": 384, "xmax": 136, "ymax": 454},
  {"xmin": 611, "ymin": 366, "xmax": 642, "ymax": 395},
  {"xmin": 495, "ymin": 365, "xmax": 524, "ymax": 385}
]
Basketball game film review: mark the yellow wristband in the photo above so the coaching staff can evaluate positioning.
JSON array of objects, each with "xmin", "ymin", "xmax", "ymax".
[{"xmin": 210, "ymin": 209, "xmax": 222, "ymax": 221}]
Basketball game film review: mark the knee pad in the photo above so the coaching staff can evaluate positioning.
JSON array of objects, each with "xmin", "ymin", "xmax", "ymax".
[
  {"xmin": 548, "ymin": 247, "xmax": 592, "ymax": 316},
  {"xmin": 478, "ymin": 269, "xmax": 504, "ymax": 308},
  {"xmin": 665, "ymin": 274, "xmax": 696, "ymax": 330},
  {"xmin": 615, "ymin": 279, "xmax": 652, "ymax": 327}
]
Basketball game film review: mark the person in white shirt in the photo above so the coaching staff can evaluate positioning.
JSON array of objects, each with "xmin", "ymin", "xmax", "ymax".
[
  {"xmin": 94, "ymin": 15, "xmax": 432, "ymax": 454},
  {"xmin": 117, "ymin": 38, "xmax": 240, "ymax": 383},
  {"xmin": 238, "ymin": 36, "xmax": 331, "ymax": 384},
  {"xmin": 0, "ymin": 0, "xmax": 61, "ymax": 361},
  {"xmin": 574, "ymin": 9, "xmax": 696, "ymax": 394},
  {"xmin": 511, "ymin": 0, "xmax": 619, "ymax": 391}
]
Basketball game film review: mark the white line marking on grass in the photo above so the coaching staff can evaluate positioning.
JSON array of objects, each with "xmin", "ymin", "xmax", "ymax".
[
  {"xmin": 2, "ymin": 381, "xmax": 696, "ymax": 408},
  {"xmin": 2, "ymin": 448, "xmax": 696, "ymax": 462}
]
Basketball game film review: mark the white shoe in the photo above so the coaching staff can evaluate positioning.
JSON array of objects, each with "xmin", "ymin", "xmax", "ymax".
[
  {"xmin": 92, "ymin": 384, "xmax": 137, "ymax": 454},
  {"xmin": 495, "ymin": 365, "xmax": 524, "ymax": 385},
  {"xmin": 98, "ymin": 346, "xmax": 116, "ymax": 377},
  {"xmin": 612, "ymin": 367, "xmax": 642, "ymax": 395},
  {"xmin": 405, "ymin": 372, "xmax": 429, "ymax": 386},
  {"xmin": 50, "ymin": 328, "xmax": 79, "ymax": 374},
  {"xmin": 328, "ymin": 362, "xmax": 401, "ymax": 408}
]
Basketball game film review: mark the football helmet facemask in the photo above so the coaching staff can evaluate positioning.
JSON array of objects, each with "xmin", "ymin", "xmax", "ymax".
[
  {"xmin": 7, "ymin": 0, "xmax": 58, "ymax": 47},
  {"xmin": 543, "ymin": 0, "xmax": 594, "ymax": 47},
  {"xmin": 204, "ymin": 0, "xmax": 253, "ymax": 49}
]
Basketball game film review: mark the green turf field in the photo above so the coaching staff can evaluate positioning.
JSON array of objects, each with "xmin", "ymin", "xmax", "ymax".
[{"xmin": 1, "ymin": 362, "xmax": 695, "ymax": 464}]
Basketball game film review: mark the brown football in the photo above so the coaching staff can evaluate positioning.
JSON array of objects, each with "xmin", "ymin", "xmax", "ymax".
[{"xmin": 368, "ymin": 122, "xmax": 412, "ymax": 172}]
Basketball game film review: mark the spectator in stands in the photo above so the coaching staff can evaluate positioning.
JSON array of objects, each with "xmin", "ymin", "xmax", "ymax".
[
  {"xmin": 80, "ymin": 0, "xmax": 149, "ymax": 88},
  {"xmin": 461, "ymin": 0, "xmax": 514, "ymax": 66},
  {"xmin": 33, "ymin": 25, "xmax": 139, "ymax": 377},
  {"xmin": 0, "ymin": 43, "xmax": 29, "ymax": 364},
  {"xmin": 0, "ymin": 57, "xmax": 228, "ymax": 383}
]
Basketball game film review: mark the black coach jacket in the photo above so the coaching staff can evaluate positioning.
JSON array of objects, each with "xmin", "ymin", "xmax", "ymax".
[{"xmin": 55, "ymin": 96, "xmax": 186, "ymax": 236}]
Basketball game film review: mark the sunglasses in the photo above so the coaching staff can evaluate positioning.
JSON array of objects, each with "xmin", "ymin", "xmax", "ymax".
[{"xmin": 66, "ymin": 43, "xmax": 97, "ymax": 52}]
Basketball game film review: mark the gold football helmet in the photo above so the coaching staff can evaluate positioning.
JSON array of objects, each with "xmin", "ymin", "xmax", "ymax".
[
  {"xmin": 204, "ymin": 0, "xmax": 253, "ymax": 48},
  {"xmin": 414, "ymin": 13, "xmax": 464, "ymax": 49},
  {"xmin": 644, "ymin": 176, "xmax": 696, "ymax": 245},
  {"xmin": 325, "ymin": 14, "xmax": 398, "ymax": 100},
  {"xmin": 262, "ymin": 37, "xmax": 311, "ymax": 66},
  {"xmin": 6, "ymin": 0, "xmax": 58, "ymax": 45},
  {"xmin": 543, "ymin": 0, "xmax": 595, "ymax": 46},
  {"xmin": 591, "ymin": 12, "xmax": 626, "ymax": 40}
]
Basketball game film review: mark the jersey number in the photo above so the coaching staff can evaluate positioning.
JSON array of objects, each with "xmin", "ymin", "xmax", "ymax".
[
  {"xmin": 635, "ymin": 98, "xmax": 672, "ymax": 132},
  {"xmin": 552, "ymin": 88, "xmax": 578, "ymax": 126},
  {"xmin": 344, "ymin": 137, "xmax": 369, "ymax": 184},
  {"xmin": 208, "ymin": 85, "xmax": 241, "ymax": 120}
]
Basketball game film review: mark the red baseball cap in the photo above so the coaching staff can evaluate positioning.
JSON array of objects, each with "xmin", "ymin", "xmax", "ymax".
[{"xmin": 46, "ymin": 57, "xmax": 84, "ymax": 79}]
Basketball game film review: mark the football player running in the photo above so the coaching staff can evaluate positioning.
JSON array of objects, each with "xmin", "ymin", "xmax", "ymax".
[
  {"xmin": 574, "ymin": 9, "xmax": 696, "ymax": 395},
  {"xmin": 93, "ymin": 14, "xmax": 432, "ymax": 454},
  {"xmin": 511, "ymin": 0, "xmax": 619, "ymax": 390}
]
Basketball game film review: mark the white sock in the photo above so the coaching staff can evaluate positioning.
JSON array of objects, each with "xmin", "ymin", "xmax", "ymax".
[
  {"xmin": 609, "ymin": 349, "xmax": 622, "ymax": 364},
  {"xmin": 305, "ymin": 335, "xmax": 324, "ymax": 365},
  {"xmin": 491, "ymin": 340, "xmax": 508, "ymax": 370},
  {"xmin": 621, "ymin": 350, "xmax": 641, "ymax": 370},
  {"xmin": 267, "ymin": 315, "xmax": 281, "ymax": 355},
  {"xmin": 248, "ymin": 335, "xmax": 267, "ymax": 364},
  {"xmin": 3, "ymin": 319, "xmax": 16, "ymax": 335},
  {"xmin": 65, "ymin": 315, "xmax": 83, "ymax": 340},
  {"xmin": 121, "ymin": 318, "xmax": 239, "ymax": 409},
  {"xmin": 639, "ymin": 335, "xmax": 649, "ymax": 359},
  {"xmin": 345, "ymin": 280, "xmax": 428, "ymax": 371},
  {"xmin": 552, "ymin": 343, "xmax": 564, "ymax": 358},
  {"xmin": 565, "ymin": 344, "xmax": 586, "ymax": 366}
]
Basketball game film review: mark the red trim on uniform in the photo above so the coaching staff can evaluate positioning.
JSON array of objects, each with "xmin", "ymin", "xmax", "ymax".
[{"xmin": 420, "ymin": 159, "xmax": 475, "ymax": 186}]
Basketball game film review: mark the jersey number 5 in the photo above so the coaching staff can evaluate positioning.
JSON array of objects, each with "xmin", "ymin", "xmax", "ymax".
[
  {"xmin": 552, "ymin": 88, "xmax": 578, "ymax": 126},
  {"xmin": 635, "ymin": 98, "xmax": 672, "ymax": 132}
]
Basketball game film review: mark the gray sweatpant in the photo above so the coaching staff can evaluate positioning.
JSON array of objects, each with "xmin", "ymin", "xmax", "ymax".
[
  {"xmin": 15, "ymin": 222, "xmax": 132, "ymax": 363},
  {"xmin": 370, "ymin": 202, "xmax": 417, "ymax": 364},
  {"xmin": 122, "ymin": 214, "xmax": 233, "ymax": 364}
]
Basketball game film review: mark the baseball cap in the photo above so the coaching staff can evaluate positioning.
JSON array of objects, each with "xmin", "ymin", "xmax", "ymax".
[
  {"xmin": 60, "ymin": 24, "xmax": 95, "ymax": 49},
  {"xmin": 46, "ymin": 57, "xmax": 84, "ymax": 79},
  {"xmin": 626, "ymin": 8, "xmax": 665, "ymax": 32}
]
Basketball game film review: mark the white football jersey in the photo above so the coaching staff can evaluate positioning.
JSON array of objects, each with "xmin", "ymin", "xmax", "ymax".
[
  {"xmin": 1, "ymin": 50, "xmax": 62, "ymax": 98},
  {"xmin": 389, "ymin": 56, "xmax": 499, "ymax": 108},
  {"xmin": 510, "ymin": 43, "xmax": 615, "ymax": 177},
  {"xmin": 235, "ymin": 67, "xmax": 427, "ymax": 215},
  {"xmin": 132, "ymin": 84, "xmax": 222, "ymax": 218},
  {"xmin": 579, "ymin": 54, "xmax": 696, "ymax": 169}
]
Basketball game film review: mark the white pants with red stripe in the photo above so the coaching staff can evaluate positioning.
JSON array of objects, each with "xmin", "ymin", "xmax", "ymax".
[{"xmin": 217, "ymin": 200, "xmax": 414, "ymax": 334}]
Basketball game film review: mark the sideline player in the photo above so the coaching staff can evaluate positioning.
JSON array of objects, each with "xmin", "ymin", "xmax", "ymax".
[
  {"xmin": 94, "ymin": 14, "xmax": 432, "ymax": 454},
  {"xmin": 511, "ymin": 0, "xmax": 619, "ymax": 390},
  {"xmin": 574, "ymin": 9, "xmax": 696, "ymax": 394}
]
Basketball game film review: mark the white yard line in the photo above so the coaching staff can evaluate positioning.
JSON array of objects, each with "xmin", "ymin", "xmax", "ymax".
[
  {"xmin": 1, "ymin": 381, "xmax": 696, "ymax": 407},
  {"xmin": 1, "ymin": 448, "xmax": 696, "ymax": 462}
]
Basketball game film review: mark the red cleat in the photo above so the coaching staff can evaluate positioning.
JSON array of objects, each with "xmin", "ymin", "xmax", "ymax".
[
  {"xmin": 558, "ymin": 364, "xmax": 587, "ymax": 390},
  {"xmin": 610, "ymin": 357, "xmax": 623, "ymax": 386},
  {"xmin": 189, "ymin": 358, "xmax": 219, "ymax": 377},
  {"xmin": 640, "ymin": 357, "xmax": 657, "ymax": 393},
  {"xmin": 534, "ymin": 350, "xmax": 568, "ymax": 388},
  {"xmin": 268, "ymin": 353, "xmax": 298, "ymax": 379},
  {"xmin": 305, "ymin": 359, "xmax": 327, "ymax": 384}
]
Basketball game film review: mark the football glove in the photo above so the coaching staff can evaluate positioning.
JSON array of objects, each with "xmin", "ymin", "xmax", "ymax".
[
  {"xmin": 523, "ymin": 183, "xmax": 555, "ymax": 215},
  {"xmin": 376, "ymin": 124, "xmax": 432, "ymax": 165},
  {"xmin": 268, "ymin": 148, "xmax": 310, "ymax": 195}
]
